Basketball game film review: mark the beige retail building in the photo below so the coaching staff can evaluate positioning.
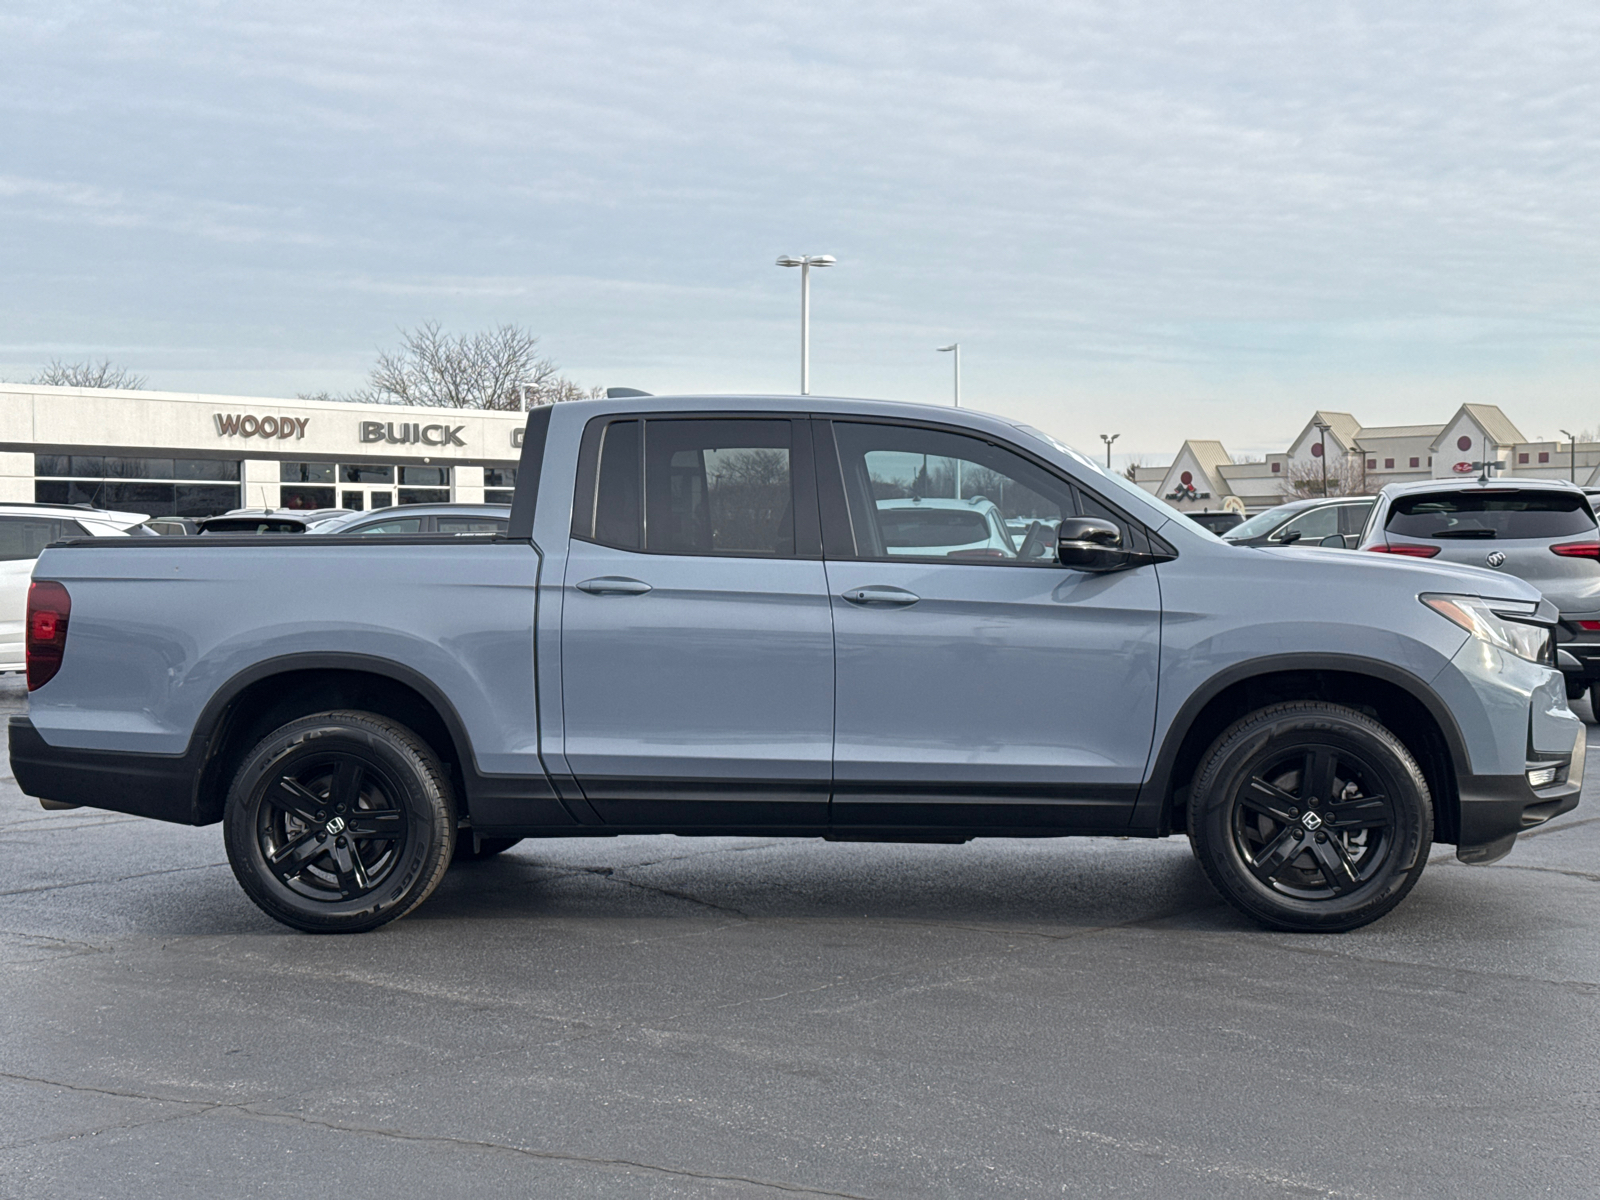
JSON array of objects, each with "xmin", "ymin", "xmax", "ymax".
[{"xmin": 0, "ymin": 383, "xmax": 529, "ymax": 516}]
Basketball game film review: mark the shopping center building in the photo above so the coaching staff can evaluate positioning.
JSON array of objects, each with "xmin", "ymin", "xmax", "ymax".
[{"xmin": 0, "ymin": 383, "xmax": 529, "ymax": 516}]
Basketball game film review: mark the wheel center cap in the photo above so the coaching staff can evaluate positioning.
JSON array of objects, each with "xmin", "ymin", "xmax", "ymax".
[
  {"xmin": 1301, "ymin": 810, "xmax": 1324, "ymax": 831},
  {"xmin": 325, "ymin": 815, "xmax": 347, "ymax": 835}
]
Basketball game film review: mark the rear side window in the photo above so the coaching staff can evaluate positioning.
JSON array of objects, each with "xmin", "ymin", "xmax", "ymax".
[
  {"xmin": 350, "ymin": 517, "xmax": 424, "ymax": 535},
  {"xmin": 572, "ymin": 416, "xmax": 806, "ymax": 557},
  {"xmin": 1385, "ymin": 490, "xmax": 1597, "ymax": 540},
  {"xmin": 437, "ymin": 517, "xmax": 507, "ymax": 535},
  {"xmin": 0, "ymin": 517, "xmax": 70, "ymax": 561}
]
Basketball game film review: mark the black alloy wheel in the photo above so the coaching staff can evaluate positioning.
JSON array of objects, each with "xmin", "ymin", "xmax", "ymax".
[
  {"xmin": 1188, "ymin": 702, "xmax": 1432, "ymax": 932},
  {"xmin": 224, "ymin": 712, "xmax": 455, "ymax": 933}
]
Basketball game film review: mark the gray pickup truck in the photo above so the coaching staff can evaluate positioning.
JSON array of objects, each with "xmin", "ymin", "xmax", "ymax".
[{"xmin": 11, "ymin": 396, "xmax": 1585, "ymax": 934}]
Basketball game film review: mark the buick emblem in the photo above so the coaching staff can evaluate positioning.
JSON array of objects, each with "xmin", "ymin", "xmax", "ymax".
[
  {"xmin": 1486, "ymin": 551, "xmax": 1506, "ymax": 567},
  {"xmin": 1301, "ymin": 811, "xmax": 1324, "ymax": 831}
]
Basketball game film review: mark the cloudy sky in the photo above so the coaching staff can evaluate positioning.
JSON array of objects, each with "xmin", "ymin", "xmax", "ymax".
[{"xmin": 1, "ymin": 1, "xmax": 1596, "ymax": 463}]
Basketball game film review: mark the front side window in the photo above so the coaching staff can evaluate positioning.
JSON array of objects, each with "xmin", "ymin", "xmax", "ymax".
[
  {"xmin": 572, "ymin": 417, "xmax": 799, "ymax": 557},
  {"xmin": 351, "ymin": 517, "xmax": 423, "ymax": 535},
  {"xmin": 827, "ymin": 421, "xmax": 1074, "ymax": 563},
  {"xmin": 1272, "ymin": 505, "xmax": 1341, "ymax": 543}
]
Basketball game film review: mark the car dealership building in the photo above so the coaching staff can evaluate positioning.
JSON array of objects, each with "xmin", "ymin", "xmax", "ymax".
[{"xmin": 0, "ymin": 383, "xmax": 529, "ymax": 516}]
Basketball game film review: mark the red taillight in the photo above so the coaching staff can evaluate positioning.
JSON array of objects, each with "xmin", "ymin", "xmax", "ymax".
[
  {"xmin": 1366, "ymin": 543, "xmax": 1441, "ymax": 558},
  {"xmin": 1577, "ymin": 621, "xmax": 1600, "ymax": 631},
  {"xmin": 1551, "ymin": 542, "xmax": 1600, "ymax": 560},
  {"xmin": 26, "ymin": 580, "xmax": 71, "ymax": 691}
]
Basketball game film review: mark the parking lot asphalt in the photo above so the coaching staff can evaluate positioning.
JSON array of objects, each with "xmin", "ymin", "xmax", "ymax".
[{"xmin": 1, "ymin": 677, "xmax": 1597, "ymax": 1199}]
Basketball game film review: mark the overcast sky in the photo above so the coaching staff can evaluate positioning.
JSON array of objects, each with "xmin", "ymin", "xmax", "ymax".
[{"xmin": 2, "ymin": 1, "xmax": 1596, "ymax": 463}]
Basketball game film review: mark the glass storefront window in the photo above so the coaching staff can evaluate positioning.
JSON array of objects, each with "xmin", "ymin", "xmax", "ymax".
[
  {"xmin": 281, "ymin": 485, "xmax": 336, "ymax": 510},
  {"xmin": 33, "ymin": 455, "xmax": 242, "ymax": 516},
  {"xmin": 485, "ymin": 489, "xmax": 515, "ymax": 504},
  {"xmin": 484, "ymin": 466, "xmax": 517, "ymax": 488},
  {"xmin": 342, "ymin": 464, "xmax": 395, "ymax": 484},
  {"xmin": 282, "ymin": 462, "xmax": 335, "ymax": 483},
  {"xmin": 398, "ymin": 488, "xmax": 450, "ymax": 505},
  {"xmin": 400, "ymin": 465, "xmax": 451, "ymax": 486}
]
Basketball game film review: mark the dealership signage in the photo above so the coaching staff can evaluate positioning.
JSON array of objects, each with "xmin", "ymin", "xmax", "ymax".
[
  {"xmin": 215, "ymin": 413, "xmax": 310, "ymax": 439},
  {"xmin": 360, "ymin": 421, "xmax": 467, "ymax": 447}
]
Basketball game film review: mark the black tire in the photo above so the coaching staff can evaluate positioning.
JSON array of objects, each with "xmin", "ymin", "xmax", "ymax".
[
  {"xmin": 1565, "ymin": 677, "xmax": 1587, "ymax": 703},
  {"xmin": 453, "ymin": 835, "xmax": 524, "ymax": 862},
  {"xmin": 1586, "ymin": 684, "xmax": 1600, "ymax": 725},
  {"xmin": 1188, "ymin": 702, "xmax": 1432, "ymax": 933},
  {"xmin": 223, "ymin": 711, "xmax": 456, "ymax": 933}
]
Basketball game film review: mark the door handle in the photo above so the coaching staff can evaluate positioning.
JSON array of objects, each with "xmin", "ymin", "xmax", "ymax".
[
  {"xmin": 841, "ymin": 585, "xmax": 919, "ymax": 607},
  {"xmin": 577, "ymin": 577, "xmax": 652, "ymax": 596}
]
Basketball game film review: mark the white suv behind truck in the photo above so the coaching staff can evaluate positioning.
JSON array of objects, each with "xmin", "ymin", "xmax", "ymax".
[{"xmin": 0, "ymin": 504, "xmax": 147, "ymax": 672}]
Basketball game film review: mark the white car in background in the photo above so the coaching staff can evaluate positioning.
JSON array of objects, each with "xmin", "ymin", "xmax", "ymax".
[
  {"xmin": 0, "ymin": 503, "xmax": 147, "ymax": 672},
  {"xmin": 875, "ymin": 496, "xmax": 1039, "ymax": 559}
]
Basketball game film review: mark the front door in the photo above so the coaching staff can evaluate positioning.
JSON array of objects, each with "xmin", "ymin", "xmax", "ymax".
[
  {"xmin": 819, "ymin": 419, "xmax": 1162, "ymax": 832},
  {"xmin": 560, "ymin": 414, "xmax": 833, "ymax": 828}
]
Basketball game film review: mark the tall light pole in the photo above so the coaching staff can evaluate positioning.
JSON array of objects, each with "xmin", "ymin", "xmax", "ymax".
[
  {"xmin": 1100, "ymin": 433, "xmax": 1120, "ymax": 470},
  {"xmin": 937, "ymin": 343, "xmax": 961, "ymax": 406},
  {"xmin": 1313, "ymin": 418, "xmax": 1331, "ymax": 496},
  {"xmin": 1351, "ymin": 441, "xmax": 1367, "ymax": 493},
  {"xmin": 776, "ymin": 254, "xmax": 835, "ymax": 395},
  {"xmin": 1561, "ymin": 429, "xmax": 1576, "ymax": 482}
]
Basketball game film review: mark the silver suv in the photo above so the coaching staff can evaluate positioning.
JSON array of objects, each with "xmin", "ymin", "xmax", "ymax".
[{"xmin": 1358, "ymin": 477, "xmax": 1600, "ymax": 707}]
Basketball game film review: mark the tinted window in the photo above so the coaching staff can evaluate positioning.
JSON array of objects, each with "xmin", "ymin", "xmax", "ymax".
[
  {"xmin": 1339, "ymin": 502, "xmax": 1373, "ymax": 536},
  {"xmin": 400, "ymin": 466, "xmax": 451, "ymax": 486},
  {"xmin": 281, "ymin": 485, "xmax": 336, "ymax": 510},
  {"xmin": 829, "ymin": 422, "xmax": 1073, "ymax": 563},
  {"xmin": 342, "ymin": 464, "xmax": 395, "ymax": 484},
  {"xmin": 282, "ymin": 462, "xmax": 335, "ymax": 483},
  {"xmin": 484, "ymin": 467, "xmax": 517, "ymax": 488},
  {"xmin": 0, "ymin": 518, "xmax": 62, "ymax": 561},
  {"xmin": 645, "ymin": 420, "xmax": 794, "ymax": 556},
  {"xmin": 1386, "ymin": 490, "xmax": 1596, "ymax": 540},
  {"xmin": 398, "ymin": 488, "xmax": 450, "ymax": 505},
  {"xmin": 576, "ymin": 420, "xmax": 641, "ymax": 550},
  {"xmin": 437, "ymin": 517, "xmax": 507, "ymax": 534}
]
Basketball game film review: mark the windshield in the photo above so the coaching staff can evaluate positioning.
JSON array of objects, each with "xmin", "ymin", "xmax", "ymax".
[
  {"xmin": 1223, "ymin": 507, "xmax": 1296, "ymax": 540},
  {"xmin": 1385, "ymin": 490, "xmax": 1597, "ymax": 540}
]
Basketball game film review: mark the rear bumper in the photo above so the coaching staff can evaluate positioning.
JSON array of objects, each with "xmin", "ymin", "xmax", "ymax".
[
  {"xmin": 8, "ymin": 717, "xmax": 205, "ymax": 825},
  {"xmin": 1455, "ymin": 727, "xmax": 1584, "ymax": 864}
]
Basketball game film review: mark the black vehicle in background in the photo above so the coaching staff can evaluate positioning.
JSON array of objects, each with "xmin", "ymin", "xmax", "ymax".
[{"xmin": 1187, "ymin": 511, "xmax": 1244, "ymax": 535}]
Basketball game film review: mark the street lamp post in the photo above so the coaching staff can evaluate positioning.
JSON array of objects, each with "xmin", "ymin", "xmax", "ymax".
[
  {"xmin": 1313, "ymin": 419, "xmax": 1332, "ymax": 496},
  {"xmin": 776, "ymin": 254, "xmax": 835, "ymax": 395},
  {"xmin": 936, "ymin": 343, "xmax": 960, "ymax": 406},
  {"xmin": 1100, "ymin": 433, "xmax": 1120, "ymax": 470},
  {"xmin": 1351, "ymin": 441, "xmax": 1366, "ymax": 493},
  {"xmin": 1561, "ymin": 429, "xmax": 1576, "ymax": 482}
]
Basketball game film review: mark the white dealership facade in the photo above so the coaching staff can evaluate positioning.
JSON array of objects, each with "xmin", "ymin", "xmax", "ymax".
[{"xmin": 0, "ymin": 383, "xmax": 529, "ymax": 516}]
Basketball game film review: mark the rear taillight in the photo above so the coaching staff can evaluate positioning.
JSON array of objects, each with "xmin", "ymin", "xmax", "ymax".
[
  {"xmin": 1551, "ymin": 542, "xmax": 1600, "ymax": 560},
  {"xmin": 26, "ymin": 580, "xmax": 71, "ymax": 691},
  {"xmin": 1577, "ymin": 620, "xmax": 1600, "ymax": 631},
  {"xmin": 1366, "ymin": 543, "xmax": 1441, "ymax": 558}
]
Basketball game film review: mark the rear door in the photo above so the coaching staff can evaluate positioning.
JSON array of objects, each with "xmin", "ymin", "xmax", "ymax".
[
  {"xmin": 818, "ymin": 418, "xmax": 1161, "ymax": 833},
  {"xmin": 559, "ymin": 414, "xmax": 834, "ymax": 827}
]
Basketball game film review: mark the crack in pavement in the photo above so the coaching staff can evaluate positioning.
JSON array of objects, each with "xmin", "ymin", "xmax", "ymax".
[
  {"xmin": 1517, "ymin": 815, "xmax": 1600, "ymax": 840},
  {"xmin": 571, "ymin": 865, "xmax": 750, "ymax": 919},
  {"xmin": 0, "ymin": 1070, "xmax": 879, "ymax": 1198},
  {"xmin": 1491, "ymin": 863, "xmax": 1600, "ymax": 885},
  {"xmin": 0, "ymin": 861, "xmax": 230, "ymax": 899}
]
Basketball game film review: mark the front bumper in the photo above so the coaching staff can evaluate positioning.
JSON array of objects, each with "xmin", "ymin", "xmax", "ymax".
[{"xmin": 1455, "ymin": 722, "xmax": 1585, "ymax": 864}]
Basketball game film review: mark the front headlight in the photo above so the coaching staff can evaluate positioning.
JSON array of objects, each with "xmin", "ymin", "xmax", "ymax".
[{"xmin": 1421, "ymin": 593, "xmax": 1552, "ymax": 664}]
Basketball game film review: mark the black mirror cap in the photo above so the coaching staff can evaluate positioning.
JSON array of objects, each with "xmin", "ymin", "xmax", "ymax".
[
  {"xmin": 1318, "ymin": 533, "xmax": 1347, "ymax": 548},
  {"xmin": 1056, "ymin": 517, "xmax": 1176, "ymax": 573}
]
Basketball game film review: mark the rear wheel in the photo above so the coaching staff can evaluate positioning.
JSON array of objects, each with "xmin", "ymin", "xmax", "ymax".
[
  {"xmin": 1188, "ymin": 702, "xmax": 1432, "ymax": 932},
  {"xmin": 223, "ymin": 711, "xmax": 456, "ymax": 933},
  {"xmin": 1586, "ymin": 684, "xmax": 1600, "ymax": 724}
]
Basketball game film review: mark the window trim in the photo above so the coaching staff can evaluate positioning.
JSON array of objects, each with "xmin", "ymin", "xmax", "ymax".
[
  {"xmin": 814, "ymin": 415, "xmax": 1167, "ymax": 568},
  {"xmin": 569, "ymin": 412, "xmax": 822, "ymax": 560}
]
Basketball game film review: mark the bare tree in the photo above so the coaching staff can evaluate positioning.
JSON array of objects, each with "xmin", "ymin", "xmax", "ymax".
[
  {"xmin": 353, "ymin": 321, "xmax": 597, "ymax": 410},
  {"xmin": 31, "ymin": 359, "xmax": 147, "ymax": 389},
  {"xmin": 1122, "ymin": 458, "xmax": 1143, "ymax": 482},
  {"xmin": 1281, "ymin": 456, "xmax": 1365, "ymax": 499}
]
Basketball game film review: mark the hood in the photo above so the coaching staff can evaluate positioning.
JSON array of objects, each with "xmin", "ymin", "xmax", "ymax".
[{"xmin": 1246, "ymin": 543, "xmax": 1544, "ymax": 604}]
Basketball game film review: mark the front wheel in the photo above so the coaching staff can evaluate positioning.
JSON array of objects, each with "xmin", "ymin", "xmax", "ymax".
[
  {"xmin": 1188, "ymin": 702, "xmax": 1432, "ymax": 933},
  {"xmin": 223, "ymin": 711, "xmax": 456, "ymax": 933}
]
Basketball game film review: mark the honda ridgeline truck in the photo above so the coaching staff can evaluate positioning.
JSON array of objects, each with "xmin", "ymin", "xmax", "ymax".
[{"xmin": 11, "ymin": 396, "xmax": 1585, "ymax": 933}]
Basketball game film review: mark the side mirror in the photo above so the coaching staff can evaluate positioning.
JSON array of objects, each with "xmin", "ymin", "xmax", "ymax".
[
  {"xmin": 1056, "ymin": 517, "xmax": 1131, "ymax": 572},
  {"xmin": 1275, "ymin": 529, "xmax": 1302, "ymax": 545},
  {"xmin": 1318, "ymin": 534, "xmax": 1346, "ymax": 548}
]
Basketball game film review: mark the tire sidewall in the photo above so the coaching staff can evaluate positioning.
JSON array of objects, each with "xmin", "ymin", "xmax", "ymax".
[
  {"xmin": 224, "ymin": 715, "xmax": 453, "ymax": 932},
  {"xmin": 1191, "ymin": 706, "xmax": 1432, "ymax": 932}
]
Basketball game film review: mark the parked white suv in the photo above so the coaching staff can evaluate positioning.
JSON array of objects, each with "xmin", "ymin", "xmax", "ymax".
[{"xmin": 0, "ymin": 504, "xmax": 147, "ymax": 672}]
